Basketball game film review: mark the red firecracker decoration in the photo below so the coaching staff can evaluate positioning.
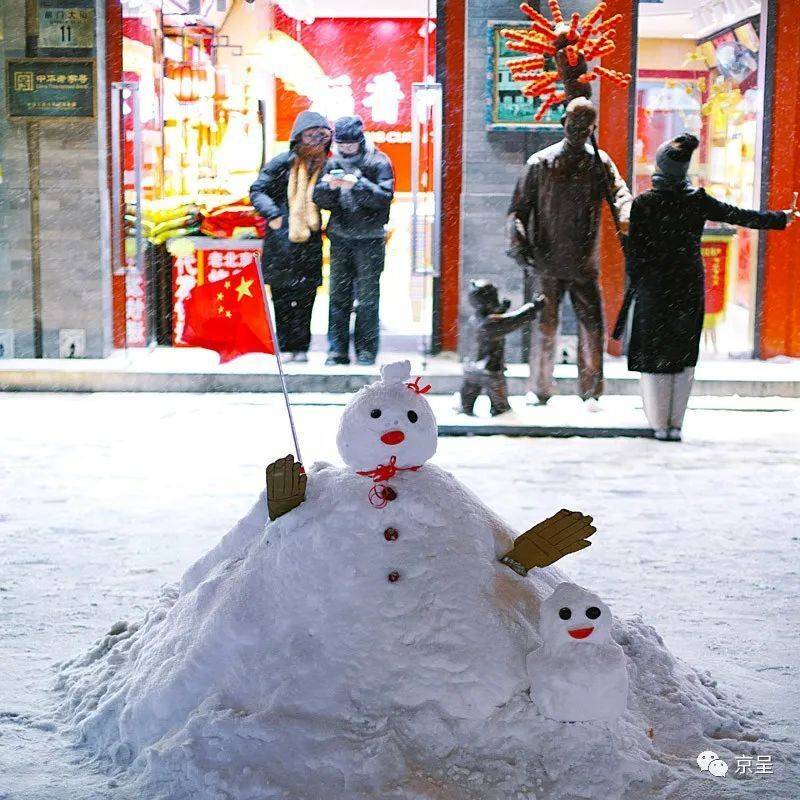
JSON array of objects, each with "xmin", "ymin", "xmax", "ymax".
[{"xmin": 502, "ymin": 1, "xmax": 631, "ymax": 121}]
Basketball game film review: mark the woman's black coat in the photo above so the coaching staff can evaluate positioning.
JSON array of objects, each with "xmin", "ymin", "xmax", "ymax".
[
  {"xmin": 249, "ymin": 152, "xmax": 323, "ymax": 291},
  {"xmin": 626, "ymin": 186, "xmax": 786, "ymax": 373}
]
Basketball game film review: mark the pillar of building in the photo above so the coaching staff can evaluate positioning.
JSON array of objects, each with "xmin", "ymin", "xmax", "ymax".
[
  {"xmin": 0, "ymin": 0, "xmax": 112, "ymax": 359},
  {"xmin": 760, "ymin": 0, "xmax": 800, "ymax": 358},
  {"xmin": 595, "ymin": 0, "xmax": 637, "ymax": 358}
]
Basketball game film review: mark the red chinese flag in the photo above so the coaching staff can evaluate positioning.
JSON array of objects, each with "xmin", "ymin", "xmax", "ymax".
[{"xmin": 182, "ymin": 262, "xmax": 275, "ymax": 363}]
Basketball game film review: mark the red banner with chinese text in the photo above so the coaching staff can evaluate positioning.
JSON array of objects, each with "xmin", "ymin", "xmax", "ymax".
[{"xmin": 701, "ymin": 235, "xmax": 731, "ymax": 328}]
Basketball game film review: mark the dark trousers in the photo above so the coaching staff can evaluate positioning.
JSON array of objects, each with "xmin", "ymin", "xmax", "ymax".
[
  {"xmin": 460, "ymin": 371, "xmax": 511, "ymax": 416},
  {"xmin": 527, "ymin": 275, "xmax": 605, "ymax": 401},
  {"xmin": 327, "ymin": 236, "xmax": 386, "ymax": 358},
  {"xmin": 271, "ymin": 283, "xmax": 317, "ymax": 354}
]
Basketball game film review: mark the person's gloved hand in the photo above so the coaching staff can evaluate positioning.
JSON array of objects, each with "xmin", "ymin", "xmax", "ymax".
[
  {"xmin": 499, "ymin": 509, "xmax": 596, "ymax": 576},
  {"xmin": 266, "ymin": 454, "xmax": 307, "ymax": 521}
]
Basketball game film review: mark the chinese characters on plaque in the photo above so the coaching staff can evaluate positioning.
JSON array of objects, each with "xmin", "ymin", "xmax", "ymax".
[{"xmin": 6, "ymin": 59, "xmax": 95, "ymax": 119}]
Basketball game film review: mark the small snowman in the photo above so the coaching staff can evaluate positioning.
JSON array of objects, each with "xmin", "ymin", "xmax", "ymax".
[{"xmin": 527, "ymin": 582, "xmax": 628, "ymax": 723}]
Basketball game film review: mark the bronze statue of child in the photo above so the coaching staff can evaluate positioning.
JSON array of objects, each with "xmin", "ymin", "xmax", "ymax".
[{"xmin": 459, "ymin": 280, "xmax": 544, "ymax": 416}]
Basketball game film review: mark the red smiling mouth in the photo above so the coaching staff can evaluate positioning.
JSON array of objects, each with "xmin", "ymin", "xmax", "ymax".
[
  {"xmin": 568, "ymin": 627, "xmax": 594, "ymax": 639},
  {"xmin": 380, "ymin": 430, "xmax": 405, "ymax": 445}
]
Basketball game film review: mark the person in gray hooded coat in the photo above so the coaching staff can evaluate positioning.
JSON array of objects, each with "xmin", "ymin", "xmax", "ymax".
[{"xmin": 250, "ymin": 111, "xmax": 331, "ymax": 362}]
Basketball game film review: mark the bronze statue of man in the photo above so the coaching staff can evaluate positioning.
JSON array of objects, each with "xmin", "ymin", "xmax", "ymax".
[{"xmin": 507, "ymin": 97, "xmax": 632, "ymax": 407}]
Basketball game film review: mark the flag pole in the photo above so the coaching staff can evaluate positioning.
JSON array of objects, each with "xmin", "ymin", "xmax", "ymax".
[{"xmin": 260, "ymin": 282, "xmax": 303, "ymax": 464}]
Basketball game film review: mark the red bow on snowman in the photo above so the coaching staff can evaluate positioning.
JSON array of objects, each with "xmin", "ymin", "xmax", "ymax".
[{"xmin": 357, "ymin": 455, "xmax": 420, "ymax": 509}]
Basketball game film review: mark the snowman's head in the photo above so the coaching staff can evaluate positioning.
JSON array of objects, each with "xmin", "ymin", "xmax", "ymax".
[
  {"xmin": 336, "ymin": 360, "xmax": 438, "ymax": 472},
  {"xmin": 539, "ymin": 582, "xmax": 612, "ymax": 648}
]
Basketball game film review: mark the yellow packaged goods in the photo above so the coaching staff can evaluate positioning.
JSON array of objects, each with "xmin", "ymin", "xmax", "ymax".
[{"xmin": 151, "ymin": 225, "xmax": 200, "ymax": 246}]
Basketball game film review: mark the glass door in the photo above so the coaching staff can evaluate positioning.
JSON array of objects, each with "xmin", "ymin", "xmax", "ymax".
[{"xmin": 410, "ymin": 80, "xmax": 441, "ymax": 362}]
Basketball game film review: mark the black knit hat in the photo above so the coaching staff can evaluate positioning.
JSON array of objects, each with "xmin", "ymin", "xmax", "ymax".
[
  {"xmin": 655, "ymin": 133, "xmax": 700, "ymax": 177},
  {"xmin": 333, "ymin": 115, "xmax": 365, "ymax": 144}
]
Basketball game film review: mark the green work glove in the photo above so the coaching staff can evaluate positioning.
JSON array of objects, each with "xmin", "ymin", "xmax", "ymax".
[
  {"xmin": 266, "ymin": 454, "xmax": 307, "ymax": 521},
  {"xmin": 499, "ymin": 509, "xmax": 596, "ymax": 576}
]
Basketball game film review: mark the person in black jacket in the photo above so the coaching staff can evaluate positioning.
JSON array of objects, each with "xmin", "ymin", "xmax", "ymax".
[
  {"xmin": 250, "ymin": 111, "xmax": 331, "ymax": 363},
  {"xmin": 313, "ymin": 116, "xmax": 395, "ymax": 366},
  {"xmin": 625, "ymin": 133, "xmax": 795, "ymax": 441}
]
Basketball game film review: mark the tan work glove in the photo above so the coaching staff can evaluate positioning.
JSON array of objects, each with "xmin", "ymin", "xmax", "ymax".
[
  {"xmin": 266, "ymin": 454, "xmax": 307, "ymax": 521},
  {"xmin": 499, "ymin": 509, "xmax": 596, "ymax": 576}
]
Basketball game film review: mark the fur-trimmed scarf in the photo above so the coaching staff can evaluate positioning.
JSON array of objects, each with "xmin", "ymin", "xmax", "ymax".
[{"xmin": 287, "ymin": 160, "xmax": 322, "ymax": 244}]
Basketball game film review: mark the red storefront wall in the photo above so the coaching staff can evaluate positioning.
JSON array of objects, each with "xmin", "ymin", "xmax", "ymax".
[
  {"xmin": 597, "ymin": 0, "xmax": 637, "ymax": 357},
  {"xmin": 272, "ymin": 13, "xmax": 431, "ymax": 194},
  {"xmin": 761, "ymin": 0, "xmax": 800, "ymax": 357}
]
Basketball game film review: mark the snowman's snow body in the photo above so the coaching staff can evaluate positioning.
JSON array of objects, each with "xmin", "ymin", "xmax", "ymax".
[
  {"xmin": 63, "ymin": 361, "xmax": 568, "ymax": 796},
  {"xmin": 60, "ymin": 360, "xmax": 751, "ymax": 800},
  {"xmin": 527, "ymin": 582, "xmax": 629, "ymax": 722}
]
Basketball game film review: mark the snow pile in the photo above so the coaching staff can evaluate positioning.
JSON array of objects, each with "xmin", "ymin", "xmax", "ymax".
[{"xmin": 57, "ymin": 363, "xmax": 778, "ymax": 799}]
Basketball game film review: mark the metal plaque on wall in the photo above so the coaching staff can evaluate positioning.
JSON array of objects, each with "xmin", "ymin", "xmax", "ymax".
[
  {"xmin": 37, "ymin": 0, "xmax": 95, "ymax": 56},
  {"xmin": 6, "ymin": 59, "xmax": 96, "ymax": 120}
]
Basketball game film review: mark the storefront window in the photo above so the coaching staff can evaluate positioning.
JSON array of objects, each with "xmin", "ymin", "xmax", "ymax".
[
  {"xmin": 115, "ymin": 3, "xmax": 435, "ymax": 355},
  {"xmin": 636, "ymin": 5, "xmax": 764, "ymax": 358}
]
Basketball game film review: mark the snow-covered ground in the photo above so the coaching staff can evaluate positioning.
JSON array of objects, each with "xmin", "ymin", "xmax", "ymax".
[{"xmin": 1, "ymin": 391, "xmax": 798, "ymax": 799}]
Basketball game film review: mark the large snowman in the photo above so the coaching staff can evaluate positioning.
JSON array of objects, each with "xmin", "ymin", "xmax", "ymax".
[{"xmin": 58, "ymin": 361, "xmax": 769, "ymax": 800}]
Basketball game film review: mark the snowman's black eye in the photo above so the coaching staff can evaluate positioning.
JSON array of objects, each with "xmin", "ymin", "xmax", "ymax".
[
  {"xmin": 558, "ymin": 607, "xmax": 572, "ymax": 620},
  {"xmin": 586, "ymin": 606, "xmax": 601, "ymax": 620},
  {"xmin": 407, "ymin": 410, "xmax": 418, "ymax": 423},
  {"xmin": 370, "ymin": 409, "xmax": 382, "ymax": 418}
]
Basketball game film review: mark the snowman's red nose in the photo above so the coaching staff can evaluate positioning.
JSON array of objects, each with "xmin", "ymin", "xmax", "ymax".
[
  {"xmin": 568, "ymin": 627, "xmax": 594, "ymax": 640},
  {"xmin": 381, "ymin": 430, "xmax": 405, "ymax": 445}
]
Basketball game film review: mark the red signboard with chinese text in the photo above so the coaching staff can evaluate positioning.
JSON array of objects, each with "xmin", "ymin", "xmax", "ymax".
[
  {"xmin": 125, "ymin": 262, "xmax": 147, "ymax": 347},
  {"xmin": 701, "ymin": 235, "xmax": 731, "ymax": 327},
  {"xmin": 272, "ymin": 13, "xmax": 431, "ymax": 193}
]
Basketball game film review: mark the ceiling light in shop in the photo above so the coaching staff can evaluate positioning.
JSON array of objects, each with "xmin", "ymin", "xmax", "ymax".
[
  {"xmin": 688, "ymin": 0, "xmax": 761, "ymax": 38},
  {"xmin": 277, "ymin": 0, "xmax": 315, "ymax": 25},
  {"xmin": 214, "ymin": 68, "xmax": 230, "ymax": 101},
  {"xmin": 417, "ymin": 20, "xmax": 436, "ymax": 38},
  {"xmin": 173, "ymin": 63, "xmax": 201, "ymax": 103}
]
